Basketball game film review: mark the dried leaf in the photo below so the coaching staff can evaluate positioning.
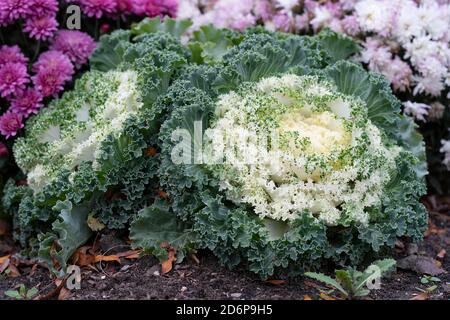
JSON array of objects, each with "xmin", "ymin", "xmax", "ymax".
[
  {"xmin": 424, "ymin": 219, "xmax": 445, "ymax": 237},
  {"xmin": 397, "ymin": 255, "xmax": 445, "ymax": 276},
  {"xmin": 266, "ymin": 279, "xmax": 286, "ymax": 285},
  {"xmin": 94, "ymin": 255, "xmax": 121, "ymax": 263},
  {"xmin": 437, "ymin": 249, "xmax": 446, "ymax": 259},
  {"xmin": 0, "ymin": 220, "xmax": 8, "ymax": 236},
  {"xmin": 0, "ymin": 257, "xmax": 10, "ymax": 273},
  {"xmin": 320, "ymin": 292, "xmax": 336, "ymax": 300},
  {"xmin": 7, "ymin": 264, "xmax": 21, "ymax": 277},
  {"xmin": 145, "ymin": 147, "xmax": 157, "ymax": 157},
  {"xmin": 303, "ymin": 295, "xmax": 313, "ymax": 300},
  {"xmin": 410, "ymin": 292, "xmax": 429, "ymax": 300},
  {"xmin": 30, "ymin": 264, "xmax": 38, "ymax": 276},
  {"xmin": 115, "ymin": 250, "xmax": 141, "ymax": 259},
  {"xmin": 0, "ymin": 254, "xmax": 10, "ymax": 265},
  {"xmin": 157, "ymin": 190, "xmax": 169, "ymax": 199},
  {"xmin": 58, "ymin": 287, "xmax": 71, "ymax": 300},
  {"xmin": 161, "ymin": 247, "xmax": 176, "ymax": 274},
  {"xmin": 72, "ymin": 246, "xmax": 95, "ymax": 266}
]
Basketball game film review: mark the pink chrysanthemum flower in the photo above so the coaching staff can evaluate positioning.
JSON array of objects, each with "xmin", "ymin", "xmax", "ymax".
[
  {"xmin": 0, "ymin": 142, "xmax": 9, "ymax": 157},
  {"xmin": 0, "ymin": 0, "xmax": 31, "ymax": 22},
  {"xmin": 33, "ymin": 50, "xmax": 74, "ymax": 75},
  {"xmin": 23, "ymin": 15, "xmax": 58, "ymax": 40},
  {"xmin": 32, "ymin": 50, "xmax": 74, "ymax": 97},
  {"xmin": 79, "ymin": 0, "xmax": 117, "ymax": 18},
  {"xmin": 50, "ymin": 30, "xmax": 96, "ymax": 68},
  {"xmin": 0, "ymin": 45, "xmax": 28, "ymax": 66},
  {"xmin": 117, "ymin": 0, "xmax": 133, "ymax": 13},
  {"xmin": 28, "ymin": 0, "xmax": 59, "ymax": 17},
  {"xmin": 132, "ymin": 0, "xmax": 177, "ymax": 17},
  {"xmin": 0, "ymin": 111, "xmax": 24, "ymax": 139},
  {"xmin": 10, "ymin": 88, "xmax": 43, "ymax": 117},
  {"xmin": 0, "ymin": 62, "xmax": 29, "ymax": 98}
]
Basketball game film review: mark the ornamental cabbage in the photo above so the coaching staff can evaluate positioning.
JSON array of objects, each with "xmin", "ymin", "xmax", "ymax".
[
  {"xmin": 2, "ymin": 19, "xmax": 428, "ymax": 278},
  {"xmin": 131, "ymin": 27, "xmax": 428, "ymax": 278}
]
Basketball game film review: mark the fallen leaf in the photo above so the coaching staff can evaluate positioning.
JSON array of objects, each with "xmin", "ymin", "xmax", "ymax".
[
  {"xmin": 161, "ymin": 246, "xmax": 176, "ymax": 274},
  {"xmin": 7, "ymin": 264, "xmax": 21, "ymax": 277},
  {"xmin": 397, "ymin": 255, "xmax": 445, "ymax": 276},
  {"xmin": 410, "ymin": 292, "xmax": 429, "ymax": 300},
  {"xmin": 0, "ymin": 254, "xmax": 10, "ymax": 265},
  {"xmin": 30, "ymin": 264, "xmax": 38, "ymax": 276},
  {"xmin": 437, "ymin": 249, "xmax": 446, "ymax": 259},
  {"xmin": 424, "ymin": 219, "xmax": 446, "ymax": 237},
  {"xmin": 157, "ymin": 190, "xmax": 169, "ymax": 199},
  {"xmin": 303, "ymin": 279, "xmax": 324, "ymax": 290},
  {"xmin": 320, "ymin": 292, "xmax": 336, "ymax": 300},
  {"xmin": 94, "ymin": 255, "xmax": 121, "ymax": 263},
  {"xmin": 58, "ymin": 287, "xmax": 71, "ymax": 300},
  {"xmin": 72, "ymin": 246, "xmax": 95, "ymax": 266},
  {"xmin": 0, "ymin": 257, "xmax": 10, "ymax": 273},
  {"xmin": 145, "ymin": 147, "xmax": 157, "ymax": 157},
  {"xmin": 303, "ymin": 295, "xmax": 313, "ymax": 300},
  {"xmin": 266, "ymin": 279, "xmax": 286, "ymax": 285},
  {"xmin": 115, "ymin": 250, "xmax": 141, "ymax": 259},
  {"xmin": 87, "ymin": 214, "xmax": 105, "ymax": 232},
  {"xmin": 0, "ymin": 220, "xmax": 8, "ymax": 236}
]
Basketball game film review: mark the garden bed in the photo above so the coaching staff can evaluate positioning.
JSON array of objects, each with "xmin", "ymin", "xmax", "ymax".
[{"xmin": 1, "ymin": 197, "xmax": 448, "ymax": 300}]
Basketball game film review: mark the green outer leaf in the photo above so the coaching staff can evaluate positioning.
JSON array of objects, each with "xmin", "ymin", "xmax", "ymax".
[
  {"xmin": 304, "ymin": 272, "xmax": 348, "ymax": 296},
  {"xmin": 131, "ymin": 17, "xmax": 192, "ymax": 40},
  {"xmin": 90, "ymin": 30, "xmax": 131, "ymax": 71},
  {"xmin": 317, "ymin": 28, "xmax": 361, "ymax": 63},
  {"xmin": 38, "ymin": 201, "xmax": 92, "ymax": 276}
]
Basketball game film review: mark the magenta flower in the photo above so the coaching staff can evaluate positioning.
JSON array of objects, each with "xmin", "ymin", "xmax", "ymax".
[
  {"xmin": 117, "ymin": 0, "xmax": 133, "ymax": 13},
  {"xmin": 78, "ymin": 0, "xmax": 117, "ymax": 18},
  {"xmin": 50, "ymin": 30, "xmax": 96, "ymax": 68},
  {"xmin": 10, "ymin": 88, "xmax": 43, "ymax": 117},
  {"xmin": 28, "ymin": 0, "xmax": 59, "ymax": 16},
  {"xmin": 32, "ymin": 50, "xmax": 74, "ymax": 97},
  {"xmin": 0, "ymin": 62, "xmax": 29, "ymax": 98},
  {"xmin": 0, "ymin": 45, "xmax": 28, "ymax": 66},
  {"xmin": 0, "ymin": 111, "xmax": 24, "ymax": 139},
  {"xmin": 33, "ymin": 50, "xmax": 74, "ymax": 75},
  {"xmin": 23, "ymin": 15, "xmax": 58, "ymax": 40},
  {"xmin": 0, "ymin": 0, "xmax": 31, "ymax": 22},
  {"xmin": 0, "ymin": 142, "xmax": 9, "ymax": 157},
  {"xmin": 132, "ymin": 0, "xmax": 177, "ymax": 17},
  {"xmin": 146, "ymin": 0, "xmax": 178, "ymax": 18}
]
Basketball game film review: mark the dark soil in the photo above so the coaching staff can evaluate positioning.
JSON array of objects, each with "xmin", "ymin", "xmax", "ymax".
[{"xmin": 1, "ymin": 199, "xmax": 449, "ymax": 300}]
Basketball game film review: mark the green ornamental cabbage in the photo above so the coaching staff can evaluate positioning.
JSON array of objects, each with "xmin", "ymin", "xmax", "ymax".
[
  {"xmin": 2, "ymin": 19, "xmax": 427, "ymax": 278},
  {"xmin": 131, "ymin": 27, "xmax": 428, "ymax": 278}
]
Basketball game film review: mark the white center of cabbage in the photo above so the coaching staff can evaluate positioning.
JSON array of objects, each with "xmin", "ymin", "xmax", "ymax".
[{"xmin": 277, "ymin": 109, "xmax": 351, "ymax": 155}]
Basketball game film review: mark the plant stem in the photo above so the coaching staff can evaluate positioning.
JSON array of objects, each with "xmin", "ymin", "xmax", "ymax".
[{"xmin": 32, "ymin": 41, "xmax": 41, "ymax": 62}]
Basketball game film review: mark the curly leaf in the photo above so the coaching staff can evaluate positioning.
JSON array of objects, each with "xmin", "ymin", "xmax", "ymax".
[
  {"xmin": 130, "ymin": 198, "xmax": 196, "ymax": 261},
  {"xmin": 317, "ymin": 28, "xmax": 360, "ymax": 63},
  {"xmin": 131, "ymin": 17, "xmax": 192, "ymax": 40},
  {"xmin": 38, "ymin": 200, "xmax": 92, "ymax": 276}
]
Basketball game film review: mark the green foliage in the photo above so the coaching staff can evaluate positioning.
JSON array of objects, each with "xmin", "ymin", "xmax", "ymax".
[
  {"xmin": 38, "ymin": 201, "xmax": 92, "ymax": 275},
  {"xmin": 130, "ymin": 198, "xmax": 196, "ymax": 261},
  {"xmin": 5, "ymin": 22, "xmax": 427, "ymax": 280},
  {"xmin": 304, "ymin": 259, "xmax": 396, "ymax": 299}
]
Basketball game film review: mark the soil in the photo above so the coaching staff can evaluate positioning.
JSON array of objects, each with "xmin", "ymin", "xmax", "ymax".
[{"xmin": 0, "ymin": 198, "xmax": 449, "ymax": 300}]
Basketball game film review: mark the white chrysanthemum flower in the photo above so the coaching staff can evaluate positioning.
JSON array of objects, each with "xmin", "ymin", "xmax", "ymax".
[
  {"xmin": 403, "ymin": 101, "xmax": 430, "ymax": 121},
  {"xmin": 440, "ymin": 139, "xmax": 450, "ymax": 170}
]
